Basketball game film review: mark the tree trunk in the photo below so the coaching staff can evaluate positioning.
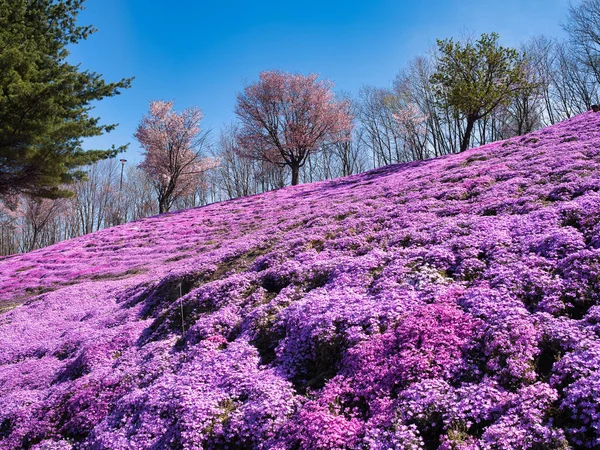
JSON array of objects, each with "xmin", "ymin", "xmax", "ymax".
[
  {"xmin": 460, "ymin": 116, "xmax": 476, "ymax": 152},
  {"xmin": 158, "ymin": 197, "xmax": 168, "ymax": 214},
  {"xmin": 290, "ymin": 164, "xmax": 300, "ymax": 186}
]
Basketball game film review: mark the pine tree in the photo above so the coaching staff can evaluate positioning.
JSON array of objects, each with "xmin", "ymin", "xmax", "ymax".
[{"xmin": 0, "ymin": 0, "xmax": 132, "ymax": 200}]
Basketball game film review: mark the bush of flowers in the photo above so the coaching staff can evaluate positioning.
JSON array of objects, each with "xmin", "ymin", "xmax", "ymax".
[{"xmin": 2, "ymin": 112, "xmax": 600, "ymax": 448}]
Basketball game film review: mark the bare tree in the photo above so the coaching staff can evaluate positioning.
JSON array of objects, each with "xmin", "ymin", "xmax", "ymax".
[
  {"xmin": 522, "ymin": 36, "xmax": 559, "ymax": 125},
  {"xmin": 329, "ymin": 128, "xmax": 367, "ymax": 177},
  {"xmin": 21, "ymin": 196, "xmax": 69, "ymax": 252},
  {"xmin": 72, "ymin": 160, "xmax": 118, "ymax": 235},
  {"xmin": 216, "ymin": 125, "xmax": 260, "ymax": 199},
  {"xmin": 504, "ymin": 58, "xmax": 545, "ymax": 136},
  {"xmin": 122, "ymin": 167, "xmax": 157, "ymax": 220},
  {"xmin": 565, "ymin": 0, "xmax": 600, "ymax": 84},
  {"xmin": 554, "ymin": 41, "xmax": 599, "ymax": 117},
  {"xmin": 358, "ymin": 86, "xmax": 405, "ymax": 166}
]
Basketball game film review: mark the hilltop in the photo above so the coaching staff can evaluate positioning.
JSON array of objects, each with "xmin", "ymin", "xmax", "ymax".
[{"xmin": 2, "ymin": 113, "xmax": 600, "ymax": 449}]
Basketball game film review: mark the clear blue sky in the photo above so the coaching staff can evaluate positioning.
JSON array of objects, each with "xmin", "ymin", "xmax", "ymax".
[{"xmin": 69, "ymin": 0, "xmax": 570, "ymax": 164}]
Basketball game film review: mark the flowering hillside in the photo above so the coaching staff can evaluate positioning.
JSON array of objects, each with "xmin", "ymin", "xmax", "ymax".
[{"xmin": 2, "ymin": 112, "xmax": 600, "ymax": 449}]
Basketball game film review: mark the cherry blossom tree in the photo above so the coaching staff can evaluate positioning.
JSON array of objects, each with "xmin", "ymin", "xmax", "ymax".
[
  {"xmin": 135, "ymin": 101, "xmax": 218, "ymax": 213},
  {"xmin": 235, "ymin": 71, "xmax": 354, "ymax": 186},
  {"xmin": 392, "ymin": 101, "xmax": 429, "ymax": 160}
]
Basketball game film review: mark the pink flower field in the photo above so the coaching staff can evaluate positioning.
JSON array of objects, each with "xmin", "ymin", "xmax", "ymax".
[{"xmin": 2, "ymin": 112, "xmax": 600, "ymax": 449}]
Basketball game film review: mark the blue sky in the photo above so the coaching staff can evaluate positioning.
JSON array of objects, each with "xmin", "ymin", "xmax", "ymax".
[{"xmin": 70, "ymin": 0, "xmax": 571, "ymax": 164}]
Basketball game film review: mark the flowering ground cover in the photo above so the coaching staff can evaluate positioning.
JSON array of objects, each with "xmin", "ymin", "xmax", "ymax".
[{"xmin": 2, "ymin": 112, "xmax": 600, "ymax": 449}]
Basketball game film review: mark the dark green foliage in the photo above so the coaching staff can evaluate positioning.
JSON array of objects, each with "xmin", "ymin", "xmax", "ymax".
[
  {"xmin": 431, "ymin": 33, "xmax": 528, "ymax": 152},
  {"xmin": 0, "ymin": 0, "xmax": 132, "ymax": 199}
]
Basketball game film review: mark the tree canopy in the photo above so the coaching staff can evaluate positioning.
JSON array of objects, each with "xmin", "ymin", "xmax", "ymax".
[
  {"xmin": 0, "ymin": 0, "xmax": 132, "ymax": 201},
  {"xmin": 235, "ymin": 70, "xmax": 353, "ymax": 186},
  {"xmin": 431, "ymin": 33, "xmax": 527, "ymax": 152},
  {"xmin": 135, "ymin": 101, "xmax": 217, "ymax": 214}
]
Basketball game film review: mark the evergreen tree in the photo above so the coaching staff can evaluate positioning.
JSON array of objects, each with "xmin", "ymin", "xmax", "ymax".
[{"xmin": 0, "ymin": 0, "xmax": 132, "ymax": 199}]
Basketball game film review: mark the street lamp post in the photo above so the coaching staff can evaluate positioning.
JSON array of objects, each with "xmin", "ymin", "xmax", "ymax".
[
  {"xmin": 119, "ymin": 159, "xmax": 127, "ymax": 191},
  {"xmin": 117, "ymin": 159, "xmax": 127, "ymax": 225}
]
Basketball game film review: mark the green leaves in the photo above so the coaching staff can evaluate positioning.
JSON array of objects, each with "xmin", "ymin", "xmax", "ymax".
[
  {"xmin": 432, "ymin": 33, "xmax": 526, "ymax": 120},
  {"xmin": 431, "ymin": 33, "xmax": 528, "ymax": 152},
  {"xmin": 0, "ymin": 0, "xmax": 132, "ymax": 199}
]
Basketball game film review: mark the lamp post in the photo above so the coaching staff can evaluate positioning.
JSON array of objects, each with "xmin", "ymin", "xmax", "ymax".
[
  {"xmin": 119, "ymin": 159, "xmax": 127, "ymax": 191},
  {"xmin": 117, "ymin": 159, "xmax": 127, "ymax": 226}
]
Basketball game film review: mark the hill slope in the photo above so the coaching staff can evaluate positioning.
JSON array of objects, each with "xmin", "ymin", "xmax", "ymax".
[{"xmin": 2, "ymin": 113, "xmax": 600, "ymax": 449}]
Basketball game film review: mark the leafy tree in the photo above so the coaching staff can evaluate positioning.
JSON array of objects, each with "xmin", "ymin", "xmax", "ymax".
[
  {"xmin": 431, "ymin": 33, "xmax": 527, "ymax": 152},
  {"xmin": 0, "ymin": 0, "xmax": 132, "ymax": 200},
  {"xmin": 235, "ymin": 70, "xmax": 353, "ymax": 186},
  {"xmin": 135, "ymin": 101, "xmax": 217, "ymax": 214}
]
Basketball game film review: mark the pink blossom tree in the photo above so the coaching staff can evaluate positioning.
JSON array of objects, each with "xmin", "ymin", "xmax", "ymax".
[
  {"xmin": 392, "ymin": 102, "xmax": 429, "ymax": 160},
  {"xmin": 135, "ymin": 101, "xmax": 218, "ymax": 213},
  {"xmin": 235, "ymin": 71, "xmax": 354, "ymax": 186}
]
